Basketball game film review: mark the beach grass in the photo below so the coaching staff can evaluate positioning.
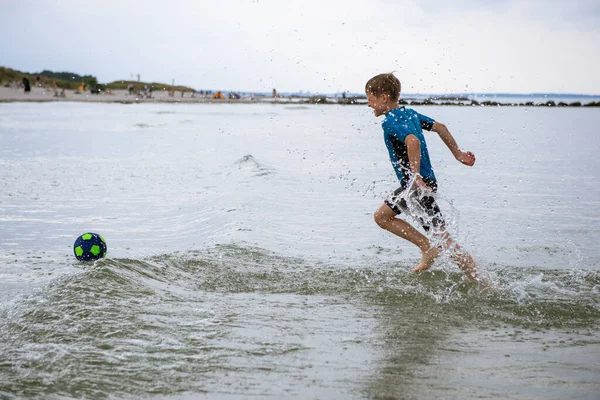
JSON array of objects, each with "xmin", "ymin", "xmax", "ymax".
[{"xmin": 0, "ymin": 66, "xmax": 195, "ymax": 93}]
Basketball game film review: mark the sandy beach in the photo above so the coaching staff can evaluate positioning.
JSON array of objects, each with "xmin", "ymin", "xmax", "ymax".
[
  {"xmin": 0, "ymin": 85, "xmax": 286, "ymax": 104},
  {"xmin": 3, "ymin": 86, "xmax": 599, "ymax": 107}
]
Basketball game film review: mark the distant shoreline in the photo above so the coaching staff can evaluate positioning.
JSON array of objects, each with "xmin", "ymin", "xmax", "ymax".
[{"xmin": 1, "ymin": 86, "xmax": 599, "ymax": 107}]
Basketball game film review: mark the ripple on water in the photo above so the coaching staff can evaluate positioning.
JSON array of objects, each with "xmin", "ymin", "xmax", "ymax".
[{"xmin": 0, "ymin": 244, "xmax": 599, "ymax": 398}]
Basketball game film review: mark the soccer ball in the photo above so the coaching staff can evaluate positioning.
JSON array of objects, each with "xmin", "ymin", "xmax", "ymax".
[{"xmin": 73, "ymin": 233, "xmax": 107, "ymax": 261}]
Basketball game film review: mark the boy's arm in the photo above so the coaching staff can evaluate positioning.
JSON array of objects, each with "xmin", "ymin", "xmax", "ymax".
[
  {"xmin": 384, "ymin": 136, "xmax": 406, "ymax": 182},
  {"xmin": 431, "ymin": 122, "xmax": 476, "ymax": 166},
  {"xmin": 405, "ymin": 134, "xmax": 430, "ymax": 190}
]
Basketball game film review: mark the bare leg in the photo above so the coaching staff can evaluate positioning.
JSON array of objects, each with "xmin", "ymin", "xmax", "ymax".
[
  {"xmin": 433, "ymin": 231, "xmax": 479, "ymax": 280},
  {"xmin": 374, "ymin": 203, "xmax": 440, "ymax": 272},
  {"xmin": 375, "ymin": 203, "xmax": 478, "ymax": 279},
  {"xmin": 448, "ymin": 241, "xmax": 478, "ymax": 280}
]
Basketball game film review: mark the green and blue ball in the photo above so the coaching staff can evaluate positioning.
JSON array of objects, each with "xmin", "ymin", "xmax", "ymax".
[{"xmin": 73, "ymin": 233, "xmax": 107, "ymax": 261}]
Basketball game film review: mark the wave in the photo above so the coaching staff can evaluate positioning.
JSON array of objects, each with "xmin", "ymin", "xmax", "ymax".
[
  {"xmin": 1, "ymin": 243, "xmax": 598, "ymax": 398},
  {"xmin": 133, "ymin": 123, "xmax": 153, "ymax": 128},
  {"xmin": 233, "ymin": 154, "xmax": 275, "ymax": 177},
  {"xmin": 3, "ymin": 244, "xmax": 597, "ymax": 331}
]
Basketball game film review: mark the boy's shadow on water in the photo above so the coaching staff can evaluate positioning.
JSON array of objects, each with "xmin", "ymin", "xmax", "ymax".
[
  {"xmin": 358, "ymin": 270, "xmax": 492, "ymax": 399},
  {"xmin": 358, "ymin": 262, "xmax": 600, "ymax": 399}
]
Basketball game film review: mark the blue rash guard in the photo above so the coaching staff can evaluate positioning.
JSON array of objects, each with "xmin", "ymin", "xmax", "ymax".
[{"xmin": 382, "ymin": 106, "xmax": 436, "ymax": 188}]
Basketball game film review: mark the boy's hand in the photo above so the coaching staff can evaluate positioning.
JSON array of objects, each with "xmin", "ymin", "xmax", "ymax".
[
  {"xmin": 415, "ymin": 175, "xmax": 432, "ymax": 192},
  {"xmin": 456, "ymin": 151, "xmax": 476, "ymax": 166}
]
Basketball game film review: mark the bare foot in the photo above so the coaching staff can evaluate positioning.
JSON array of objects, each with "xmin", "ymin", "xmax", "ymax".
[
  {"xmin": 413, "ymin": 246, "xmax": 440, "ymax": 272},
  {"xmin": 476, "ymin": 276, "xmax": 493, "ymax": 291},
  {"xmin": 450, "ymin": 248, "xmax": 479, "ymax": 280}
]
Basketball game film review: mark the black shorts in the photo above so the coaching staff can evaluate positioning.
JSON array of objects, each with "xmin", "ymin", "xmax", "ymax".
[{"xmin": 384, "ymin": 179, "xmax": 444, "ymax": 232}]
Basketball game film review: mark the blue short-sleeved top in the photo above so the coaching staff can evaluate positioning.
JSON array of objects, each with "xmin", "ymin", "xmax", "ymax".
[{"xmin": 382, "ymin": 107, "xmax": 436, "ymax": 186}]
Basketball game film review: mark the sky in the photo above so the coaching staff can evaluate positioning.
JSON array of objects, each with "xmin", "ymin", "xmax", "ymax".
[{"xmin": 1, "ymin": 0, "xmax": 599, "ymax": 94}]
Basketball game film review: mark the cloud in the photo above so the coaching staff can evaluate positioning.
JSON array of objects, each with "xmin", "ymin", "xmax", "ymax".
[{"xmin": 1, "ymin": 0, "xmax": 598, "ymax": 93}]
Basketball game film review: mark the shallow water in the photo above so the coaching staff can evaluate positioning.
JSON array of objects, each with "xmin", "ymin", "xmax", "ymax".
[{"xmin": 0, "ymin": 102, "xmax": 599, "ymax": 399}]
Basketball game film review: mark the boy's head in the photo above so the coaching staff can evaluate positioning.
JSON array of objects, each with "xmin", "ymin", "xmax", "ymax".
[{"xmin": 365, "ymin": 73, "xmax": 401, "ymax": 116}]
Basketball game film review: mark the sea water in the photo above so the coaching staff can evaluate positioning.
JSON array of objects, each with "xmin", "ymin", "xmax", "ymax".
[{"xmin": 0, "ymin": 102, "xmax": 599, "ymax": 399}]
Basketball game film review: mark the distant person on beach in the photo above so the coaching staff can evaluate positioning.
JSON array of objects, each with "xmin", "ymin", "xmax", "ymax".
[
  {"xmin": 22, "ymin": 77, "xmax": 31, "ymax": 94},
  {"xmin": 365, "ymin": 73, "xmax": 478, "ymax": 279}
]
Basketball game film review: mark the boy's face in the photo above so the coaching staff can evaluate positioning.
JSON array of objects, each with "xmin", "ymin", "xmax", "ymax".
[{"xmin": 366, "ymin": 92, "xmax": 390, "ymax": 117}]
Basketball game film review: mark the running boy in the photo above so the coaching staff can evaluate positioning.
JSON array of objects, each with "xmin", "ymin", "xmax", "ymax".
[{"xmin": 365, "ymin": 73, "xmax": 478, "ymax": 279}]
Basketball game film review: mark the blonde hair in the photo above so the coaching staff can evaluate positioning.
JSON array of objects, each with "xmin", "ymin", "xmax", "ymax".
[{"xmin": 365, "ymin": 73, "xmax": 401, "ymax": 101}]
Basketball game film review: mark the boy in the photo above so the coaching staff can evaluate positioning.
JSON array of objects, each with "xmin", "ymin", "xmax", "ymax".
[{"xmin": 366, "ymin": 73, "xmax": 478, "ymax": 279}]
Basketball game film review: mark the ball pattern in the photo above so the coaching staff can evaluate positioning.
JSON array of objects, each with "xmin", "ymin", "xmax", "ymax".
[{"xmin": 73, "ymin": 233, "xmax": 107, "ymax": 261}]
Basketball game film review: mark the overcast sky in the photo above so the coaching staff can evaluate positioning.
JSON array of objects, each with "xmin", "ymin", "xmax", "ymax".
[{"xmin": 1, "ymin": 0, "xmax": 599, "ymax": 94}]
